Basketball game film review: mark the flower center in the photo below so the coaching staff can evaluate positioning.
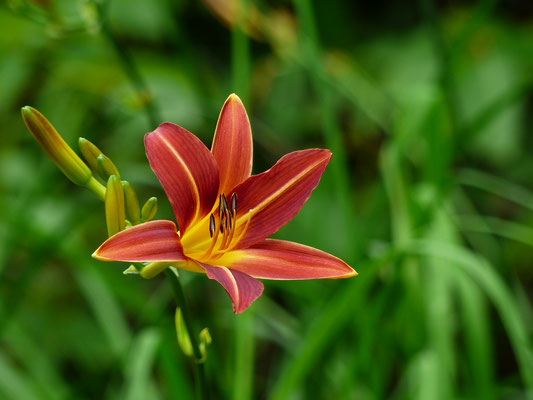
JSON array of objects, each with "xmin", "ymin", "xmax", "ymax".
[
  {"xmin": 204, "ymin": 193, "xmax": 238, "ymax": 258},
  {"xmin": 180, "ymin": 192, "xmax": 245, "ymax": 262}
]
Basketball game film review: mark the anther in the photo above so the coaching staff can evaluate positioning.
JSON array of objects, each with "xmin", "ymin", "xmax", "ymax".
[
  {"xmin": 231, "ymin": 193, "xmax": 237, "ymax": 217},
  {"xmin": 218, "ymin": 194, "xmax": 224, "ymax": 218},
  {"xmin": 221, "ymin": 193, "xmax": 229, "ymax": 213},
  {"xmin": 209, "ymin": 214, "xmax": 215, "ymax": 238}
]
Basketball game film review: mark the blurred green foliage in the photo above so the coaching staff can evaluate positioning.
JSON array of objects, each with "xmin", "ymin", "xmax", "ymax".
[{"xmin": 1, "ymin": 0, "xmax": 533, "ymax": 399}]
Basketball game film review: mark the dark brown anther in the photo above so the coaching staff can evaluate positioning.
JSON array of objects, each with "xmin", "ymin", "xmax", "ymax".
[
  {"xmin": 221, "ymin": 193, "xmax": 229, "ymax": 213},
  {"xmin": 230, "ymin": 193, "xmax": 237, "ymax": 217},
  {"xmin": 209, "ymin": 214, "xmax": 215, "ymax": 238},
  {"xmin": 218, "ymin": 194, "xmax": 224, "ymax": 218}
]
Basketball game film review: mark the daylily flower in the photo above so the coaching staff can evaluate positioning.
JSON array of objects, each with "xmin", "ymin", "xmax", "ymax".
[{"xmin": 93, "ymin": 94, "xmax": 356, "ymax": 313}]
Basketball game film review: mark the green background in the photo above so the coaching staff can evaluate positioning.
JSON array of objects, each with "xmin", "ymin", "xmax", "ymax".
[{"xmin": 1, "ymin": 0, "xmax": 532, "ymax": 399}]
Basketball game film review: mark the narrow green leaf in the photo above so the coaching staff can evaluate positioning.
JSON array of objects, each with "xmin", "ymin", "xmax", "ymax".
[{"xmin": 123, "ymin": 329, "xmax": 161, "ymax": 400}]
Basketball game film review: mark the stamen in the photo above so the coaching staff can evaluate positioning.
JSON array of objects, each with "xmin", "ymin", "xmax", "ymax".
[
  {"xmin": 205, "ymin": 213, "xmax": 220, "ymax": 259},
  {"xmin": 219, "ymin": 211, "xmax": 226, "ymax": 234},
  {"xmin": 206, "ymin": 192, "xmax": 241, "ymax": 259}
]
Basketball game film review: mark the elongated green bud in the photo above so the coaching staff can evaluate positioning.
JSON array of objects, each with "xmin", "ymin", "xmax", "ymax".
[
  {"xmin": 21, "ymin": 106, "xmax": 92, "ymax": 186},
  {"xmin": 79, "ymin": 137, "xmax": 103, "ymax": 175},
  {"xmin": 141, "ymin": 197, "xmax": 158, "ymax": 222},
  {"xmin": 97, "ymin": 154, "xmax": 120, "ymax": 181},
  {"xmin": 175, "ymin": 307, "xmax": 193, "ymax": 357},
  {"xmin": 105, "ymin": 175, "xmax": 126, "ymax": 237},
  {"xmin": 121, "ymin": 181, "xmax": 141, "ymax": 225}
]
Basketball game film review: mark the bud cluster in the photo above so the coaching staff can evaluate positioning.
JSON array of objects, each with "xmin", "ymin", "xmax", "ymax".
[{"xmin": 21, "ymin": 106, "xmax": 159, "ymax": 273}]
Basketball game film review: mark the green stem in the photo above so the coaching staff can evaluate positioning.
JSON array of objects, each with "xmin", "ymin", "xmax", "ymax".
[
  {"xmin": 85, "ymin": 176, "xmax": 106, "ymax": 201},
  {"xmin": 165, "ymin": 269, "xmax": 207, "ymax": 400}
]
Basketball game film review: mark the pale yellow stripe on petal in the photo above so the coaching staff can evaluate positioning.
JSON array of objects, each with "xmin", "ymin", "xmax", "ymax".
[{"xmin": 160, "ymin": 135, "xmax": 201, "ymax": 222}]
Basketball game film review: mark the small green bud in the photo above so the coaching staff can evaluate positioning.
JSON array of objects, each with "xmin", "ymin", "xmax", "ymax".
[
  {"xmin": 198, "ymin": 327, "xmax": 212, "ymax": 363},
  {"xmin": 199, "ymin": 328, "xmax": 212, "ymax": 345},
  {"xmin": 105, "ymin": 175, "xmax": 126, "ymax": 237},
  {"xmin": 175, "ymin": 307, "xmax": 193, "ymax": 358},
  {"xmin": 79, "ymin": 137, "xmax": 103, "ymax": 175},
  {"xmin": 121, "ymin": 181, "xmax": 141, "ymax": 225},
  {"xmin": 97, "ymin": 154, "xmax": 120, "ymax": 181},
  {"xmin": 141, "ymin": 197, "xmax": 158, "ymax": 222},
  {"xmin": 21, "ymin": 106, "xmax": 92, "ymax": 186}
]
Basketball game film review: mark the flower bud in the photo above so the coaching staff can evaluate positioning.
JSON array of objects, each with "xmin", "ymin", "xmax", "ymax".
[
  {"xmin": 21, "ymin": 106, "xmax": 92, "ymax": 186},
  {"xmin": 79, "ymin": 137, "xmax": 103, "ymax": 175},
  {"xmin": 175, "ymin": 307, "xmax": 193, "ymax": 357},
  {"xmin": 141, "ymin": 197, "xmax": 158, "ymax": 222},
  {"xmin": 121, "ymin": 181, "xmax": 141, "ymax": 225},
  {"xmin": 105, "ymin": 175, "xmax": 126, "ymax": 237},
  {"xmin": 97, "ymin": 154, "xmax": 120, "ymax": 181},
  {"xmin": 198, "ymin": 327, "xmax": 212, "ymax": 363}
]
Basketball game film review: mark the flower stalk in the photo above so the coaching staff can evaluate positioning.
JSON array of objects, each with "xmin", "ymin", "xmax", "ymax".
[{"xmin": 166, "ymin": 268, "xmax": 208, "ymax": 400}]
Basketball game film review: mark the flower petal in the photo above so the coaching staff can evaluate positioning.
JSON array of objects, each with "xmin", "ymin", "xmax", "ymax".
[
  {"xmin": 93, "ymin": 220, "xmax": 187, "ymax": 262},
  {"xmin": 145, "ymin": 123, "xmax": 219, "ymax": 234},
  {"xmin": 221, "ymin": 239, "xmax": 356, "ymax": 279},
  {"xmin": 211, "ymin": 94, "xmax": 253, "ymax": 194},
  {"xmin": 232, "ymin": 149, "xmax": 331, "ymax": 249},
  {"xmin": 200, "ymin": 263, "xmax": 263, "ymax": 314}
]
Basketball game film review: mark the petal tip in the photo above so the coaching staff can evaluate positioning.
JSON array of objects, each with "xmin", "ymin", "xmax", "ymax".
[
  {"xmin": 92, "ymin": 245, "xmax": 113, "ymax": 261},
  {"xmin": 336, "ymin": 266, "xmax": 358, "ymax": 279},
  {"xmin": 145, "ymin": 122, "xmax": 179, "ymax": 140},
  {"xmin": 321, "ymin": 148, "xmax": 332, "ymax": 161},
  {"xmin": 227, "ymin": 93, "xmax": 242, "ymax": 103}
]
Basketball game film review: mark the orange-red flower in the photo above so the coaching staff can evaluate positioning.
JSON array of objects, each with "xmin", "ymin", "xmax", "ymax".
[{"xmin": 93, "ymin": 94, "xmax": 356, "ymax": 313}]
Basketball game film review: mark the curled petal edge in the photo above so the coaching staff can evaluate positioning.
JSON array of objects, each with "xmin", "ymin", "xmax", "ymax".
[{"xmin": 199, "ymin": 262, "xmax": 264, "ymax": 314}]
